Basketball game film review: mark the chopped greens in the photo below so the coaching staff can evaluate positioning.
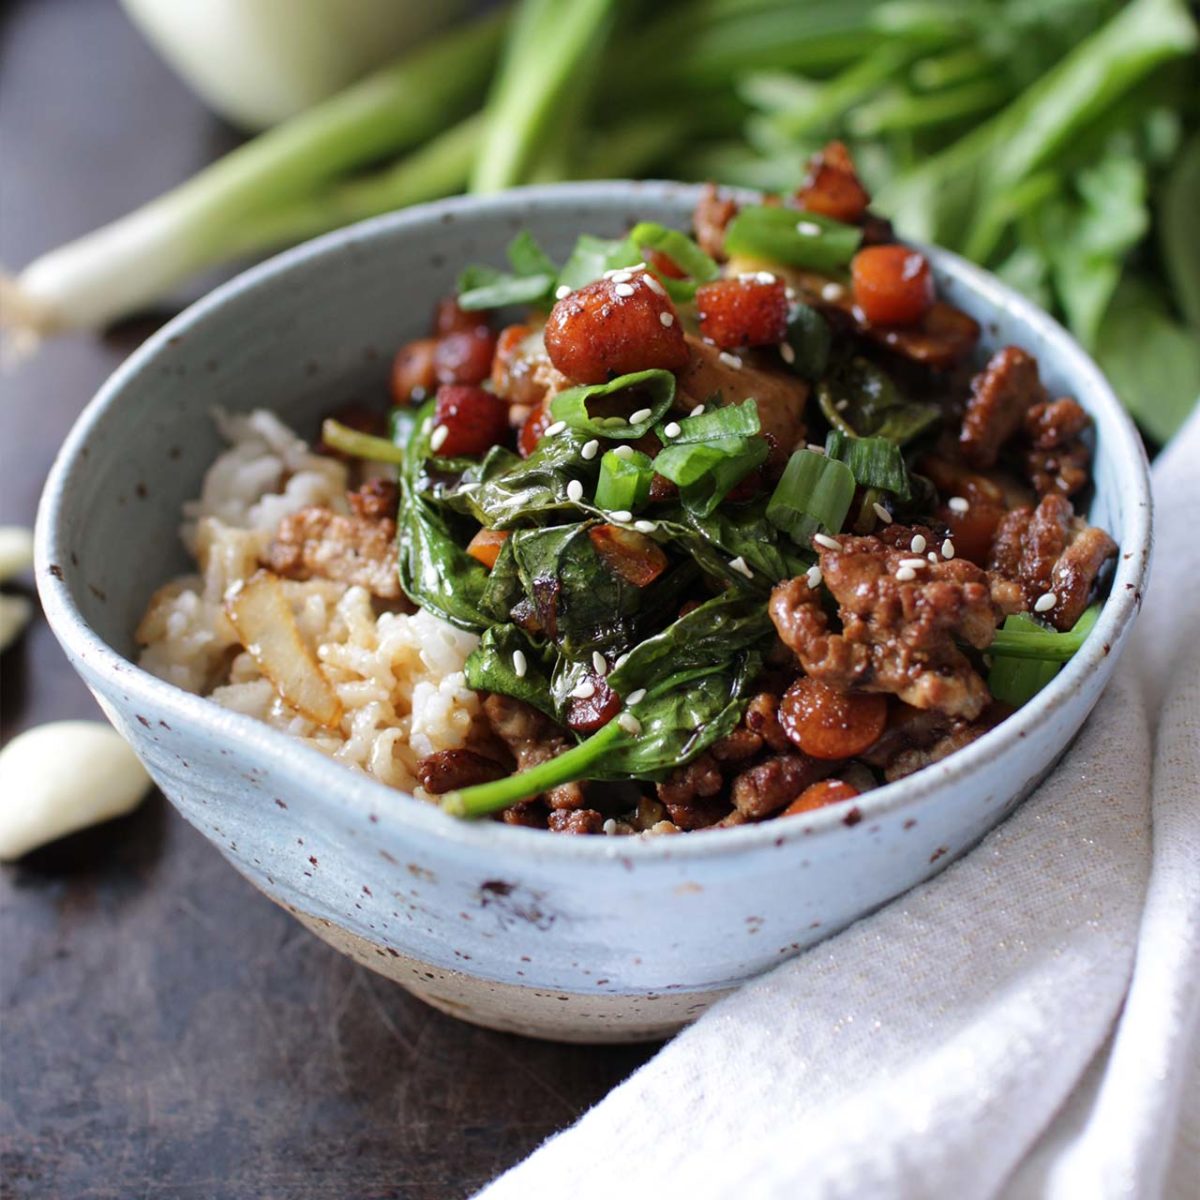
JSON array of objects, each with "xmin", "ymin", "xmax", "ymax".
[
  {"xmin": 766, "ymin": 449, "xmax": 856, "ymax": 545},
  {"xmin": 595, "ymin": 448, "xmax": 654, "ymax": 513},
  {"xmin": 549, "ymin": 369, "xmax": 677, "ymax": 439},
  {"xmin": 825, "ymin": 430, "xmax": 912, "ymax": 500},
  {"xmin": 987, "ymin": 607, "xmax": 1101, "ymax": 704},
  {"xmin": 723, "ymin": 205, "xmax": 862, "ymax": 271}
]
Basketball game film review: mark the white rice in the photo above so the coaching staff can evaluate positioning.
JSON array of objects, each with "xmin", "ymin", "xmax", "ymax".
[{"xmin": 136, "ymin": 410, "xmax": 485, "ymax": 798}]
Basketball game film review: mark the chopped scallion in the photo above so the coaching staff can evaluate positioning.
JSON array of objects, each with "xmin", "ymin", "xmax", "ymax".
[
  {"xmin": 653, "ymin": 436, "xmax": 768, "ymax": 516},
  {"xmin": 663, "ymin": 398, "xmax": 760, "ymax": 443},
  {"xmin": 723, "ymin": 205, "xmax": 862, "ymax": 272},
  {"xmin": 766, "ymin": 448, "xmax": 856, "ymax": 544},
  {"xmin": 595, "ymin": 448, "xmax": 654, "ymax": 512},
  {"xmin": 825, "ymin": 429, "xmax": 912, "ymax": 499},
  {"xmin": 320, "ymin": 419, "xmax": 407, "ymax": 464},
  {"xmin": 628, "ymin": 221, "xmax": 720, "ymax": 299},
  {"xmin": 988, "ymin": 605, "xmax": 1101, "ymax": 662}
]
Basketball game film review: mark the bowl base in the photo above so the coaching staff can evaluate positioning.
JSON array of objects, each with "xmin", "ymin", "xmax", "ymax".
[{"xmin": 287, "ymin": 907, "xmax": 730, "ymax": 1044}]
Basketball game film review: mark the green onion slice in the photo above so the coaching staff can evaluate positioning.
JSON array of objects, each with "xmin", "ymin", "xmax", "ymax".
[
  {"xmin": 628, "ymin": 221, "xmax": 720, "ymax": 300},
  {"xmin": 988, "ymin": 605, "xmax": 1101, "ymax": 662},
  {"xmin": 724, "ymin": 205, "xmax": 862, "ymax": 272},
  {"xmin": 653, "ymin": 436, "xmax": 768, "ymax": 516},
  {"xmin": 595, "ymin": 448, "xmax": 654, "ymax": 512},
  {"xmin": 550, "ymin": 369, "xmax": 675, "ymax": 439},
  {"xmin": 457, "ymin": 230, "xmax": 559, "ymax": 310},
  {"xmin": 766, "ymin": 449, "xmax": 856, "ymax": 545},
  {"xmin": 662, "ymin": 398, "xmax": 760, "ymax": 443},
  {"xmin": 321, "ymin": 419, "xmax": 407, "ymax": 464},
  {"xmin": 825, "ymin": 429, "xmax": 912, "ymax": 499}
]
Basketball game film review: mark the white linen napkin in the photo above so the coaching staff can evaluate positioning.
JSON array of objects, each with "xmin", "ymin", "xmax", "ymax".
[{"xmin": 479, "ymin": 410, "xmax": 1200, "ymax": 1200}]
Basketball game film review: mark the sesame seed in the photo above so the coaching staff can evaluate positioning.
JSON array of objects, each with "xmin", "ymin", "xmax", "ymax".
[
  {"xmin": 613, "ymin": 445, "xmax": 634, "ymax": 460},
  {"xmin": 910, "ymin": 534, "xmax": 927, "ymax": 554},
  {"xmin": 873, "ymin": 503, "xmax": 893, "ymax": 525},
  {"xmin": 942, "ymin": 539, "xmax": 955, "ymax": 559},
  {"xmin": 592, "ymin": 650, "xmax": 608, "ymax": 675},
  {"xmin": 807, "ymin": 442, "xmax": 826, "ymax": 455},
  {"xmin": 512, "ymin": 650, "xmax": 527, "ymax": 678},
  {"xmin": 609, "ymin": 509, "xmax": 633, "ymax": 522},
  {"xmin": 785, "ymin": 286, "xmax": 798, "ymax": 303},
  {"xmin": 643, "ymin": 274, "xmax": 666, "ymax": 296},
  {"xmin": 602, "ymin": 818, "xmax": 618, "ymax": 836},
  {"xmin": 429, "ymin": 424, "xmax": 449, "ymax": 452},
  {"xmin": 629, "ymin": 407, "xmax": 653, "ymax": 424},
  {"xmin": 806, "ymin": 564, "xmax": 822, "ymax": 589},
  {"xmin": 814, "ymin": 533, "xmax": 841, "ymax": 551},
  {"xmin": 610, "ymin": 270, "xmax": 632, "ymax": 284},
  {"xmin": 1035, "ymin": 592, "xmax": 1058, "ymax": 613},
  {"xmin": 571, "ymin": 678, "xmax": 596, "ymax": 699},
  {"xmin": 756, "ymin": 271, "xmax": 777, "ymax": 285},
  {"xmin": 581, "ymin": 439, "xmax": 599, "ymax": 460},
  {"xmin": 566, "ymin": 479, "xmax": 584, "ymax": 502},
  {"xmin": 949, "ymin": 496, "xmax": 969, "ymax": 514},
  {"xmin": 544, "ymin": 419, "xmax": 567, "ymax": 437},
  {"xmin": 662, "ymin": 421, "xmax": 682, "ymax": 438},
  {"xmin": 690, "ymin": 403, "xmax": 706, "ymax": 417},
  {"xmin": 618, "ymin": 712, "xmax": 642, "ymax": 735},
  {"xmin": 615, "ymin": 282, "xmax": 635, "ymax": 298},
  {"xmin": 634, "ymin": 520, "xmax": 656, "ymax": 533},
  {"xmin": 626, "ymin": 688, "xmax": 646, "ymax": 706},
  {"xmin": 729, "ymin": 556, "xmax": 754, "ymax": 578},
  {"xmin": 779, "ymin": 341, "xmax": 796, "ymax": 364},
  {"xmin": 718, "ymin": 351, "xmax": 743, "ymax": 370},
  {"xmin": 898, "ymin": 557, "xmax": 928, "ymax": 569},
  {"xmin": 821, "ymin": 282, "xmax": 846, "ymax": 302},
  {"xmin": 928, "ymin": 552, "xmax": 939, "ymax": 563},
  {"xmin": 659, "ymin": 310, "xmax": 675, "ymax": 327},
  {"xmin": 555, "ymin": 284, "xmax": 571, "ymax": 300},
  {"xmin": 615, "ymin": 652, "xmax": 631, "ymax": 669},
  {"xmin": 896, "ymin": 567, "xmax": 917, "ymax": 582},
  {"xmin": 796, "ymin": 220, "xmax": 822, "ymax": 236},
  {"xmin": 835, "ymin": 399, "xmax": 849, "ymax": 412}
]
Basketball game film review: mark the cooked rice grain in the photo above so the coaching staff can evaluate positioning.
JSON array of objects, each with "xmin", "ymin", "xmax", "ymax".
[{"xmin": 137, "ymin": 410, "xmax": 485, "ymax": 798}]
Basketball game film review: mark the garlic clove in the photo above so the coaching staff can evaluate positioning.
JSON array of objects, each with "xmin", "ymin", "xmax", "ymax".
[
  {"xmin": 0, "ymin": 722, "xmax": 152, "ymax": 860},
  {"xmin": 0, "ymin": 527, "xmax": 34, "ymax": 582},
  {"xmin": 0, "ymin": 593, "xmax": 32, "ymax": 653}
]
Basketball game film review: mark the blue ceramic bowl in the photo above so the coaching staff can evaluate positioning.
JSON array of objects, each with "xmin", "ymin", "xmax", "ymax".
[{"xmin": 36, "ymin": 184, "xmax": 1151, "ymax": 1042}]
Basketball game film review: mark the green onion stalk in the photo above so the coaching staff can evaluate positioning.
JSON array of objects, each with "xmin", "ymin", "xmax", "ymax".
[{"xmin": 0, "ymin": 11, "xmax": 506, "ymax": 347}]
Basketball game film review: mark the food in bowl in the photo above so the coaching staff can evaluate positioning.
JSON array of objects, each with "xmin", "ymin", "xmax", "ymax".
[{"xmin": 136, "ymin": 143, "xmax": 1118, "ymax": 837}]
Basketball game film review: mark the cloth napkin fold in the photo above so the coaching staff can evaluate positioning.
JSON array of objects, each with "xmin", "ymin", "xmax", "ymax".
[{"xmin": 479, "ymin": 411, "xmax": 1200, "ymax": 1200}]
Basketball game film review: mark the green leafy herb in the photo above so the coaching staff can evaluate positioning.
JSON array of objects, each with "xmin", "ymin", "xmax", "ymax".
[
  {"xmin": 555, "ymin": 233, "xmax": 641, "ymax": 292},
  {"xmin": 458, "ymin": 432, "xmax": 600, "ymax": 528},
  {"xmin": 443, "ymin": 604, "xmax": 766, "ymax": 815},
  {"xmin": 457, "ymin": 230, "xmax": 558, "ymax": 310},
  {"xmin": 550, "ymin": 368, "xmax": 676, "ymax": 439},
  {"xmin": 818, "ymin": 355, "xmax": 942, "ymax": 443},
  {"xmin": 782, "ymin": 302, "xmax": 832, "ymax": 380},
  {"xmin": 766, "ymin": 449, "xmax": 856, "ymax": 545},
  {"xmin": 464, "ymin": 624, "xmax": 557, "ymax": 718},
  {"xmin": 723, "ymin": 204, "xmax": 861, "ymax": 271},
  {"xmin": 395, "ymin": 404, "xmax": 493, "ymax": 630},
  {"xmin": 595, "ymin": 448, "xmax": 654, "ymax": 513}
]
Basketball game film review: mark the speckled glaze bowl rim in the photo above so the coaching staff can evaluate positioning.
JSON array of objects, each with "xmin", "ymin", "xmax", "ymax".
[{"xmin": 36, "ymin": 181, "xmax": 1152, "ymax": 865}]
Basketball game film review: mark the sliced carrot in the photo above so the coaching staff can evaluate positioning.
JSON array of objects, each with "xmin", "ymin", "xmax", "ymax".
[
  {"xmin": 588, "ymin": 524, "xmax": 668, "ymax": 588},
  {"xmin": 466, "ymin": 528, "xmax": 510, "ymax": 570},
  {"xmin": 779, "ymin": 677, "xmax": 887, "ymax": 760},
  {"xmin": 783, "ymin": 779, "xmax": 860, "ymax": 817}
]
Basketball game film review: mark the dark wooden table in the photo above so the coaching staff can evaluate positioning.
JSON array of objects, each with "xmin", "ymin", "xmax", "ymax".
[{"xmin": 0, "ymin": 4, "xmax": 655, "ymax": 1196}]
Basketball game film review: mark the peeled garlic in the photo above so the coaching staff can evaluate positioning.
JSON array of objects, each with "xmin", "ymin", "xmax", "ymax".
[
  {"xmin": 0, "ymin": 722, "xmax": 152, "ymax": 860},
  {"xmin": 0, "ymin": 526, "xmax": 34, "ymax": 582},
  {"xmin": 0, "ymin": 593, "xmax": 32, "ymax": 652}
]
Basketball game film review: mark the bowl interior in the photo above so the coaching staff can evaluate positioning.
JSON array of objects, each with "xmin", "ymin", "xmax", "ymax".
[{"xmin": 38, "ymin": 182, "xmax": 1151, "ymax": 844}]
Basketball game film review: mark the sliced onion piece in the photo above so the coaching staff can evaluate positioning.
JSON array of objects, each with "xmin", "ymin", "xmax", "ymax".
[{"xmin": 225, "ymin": 571, "xmax": 342, "ymax": 728}]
